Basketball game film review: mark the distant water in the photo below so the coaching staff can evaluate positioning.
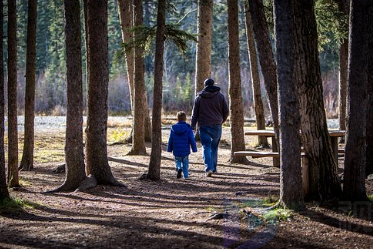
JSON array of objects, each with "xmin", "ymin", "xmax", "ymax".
[
  {"xmin": 5, "ymin": 116, "xmax": 130, "ymax": 132},
  {"xmin": 5, "ymin": 116, "xmax": 340, "ymax": 132},
  {"xmin": 327, "ymin": 119, "xmax": 339, "ymax": 129}
]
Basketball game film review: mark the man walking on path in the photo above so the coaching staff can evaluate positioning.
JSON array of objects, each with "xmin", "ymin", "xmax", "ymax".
[{"xmin": 191, "ymin": 78, "xmax": 229, "ymax": 177}]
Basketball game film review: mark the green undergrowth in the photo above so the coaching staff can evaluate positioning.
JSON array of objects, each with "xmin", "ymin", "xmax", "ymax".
[
  {"xmin": 269, "ymin": 208, "xmax": 293, "ymax": 221},
  {"xmin": 0, "ymin": 197, "xmax": 41, "ymax": 214},
  {"xmin": 234, "ymin": 195, "xmax": 292, "ymax": 222},
  {"xmin": 263, "ymin": 194, "xmax": 279, "ymax": 206}
]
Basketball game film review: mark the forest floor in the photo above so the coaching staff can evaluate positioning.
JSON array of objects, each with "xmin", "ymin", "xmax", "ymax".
[{"xmin": 1, "ymin": 124, "xmax": 373, "ymax": 249}]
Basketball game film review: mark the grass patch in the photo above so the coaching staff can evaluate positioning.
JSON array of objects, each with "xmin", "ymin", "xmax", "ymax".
[
  {"xmin": 19, "ymin": 178, "xmax": 32, "ymax": 187},
  {"xmin": 34, "ymin": 150, "xmax": 65, "ymax": 163},
  {"xmin": 247, "ymin": 208, "xmax": 292, "ymax": 223},
  {"xmin": 272, "ymin": 208, "xmax": 293, "ymax": 221},
  {"xmin": 107, "ymin": 128, "xmax": 131, "ymax": 144},
  {"xmin": 263, "ymin": 194, "xmax": 279, "ymax": 206},
  {"xmin": 0, "ymin": 197, "xmax": 40, "ymax": 214},
  {"xmin": 368, "ymin": 195, "xmax": 373, "ymax": 202}
]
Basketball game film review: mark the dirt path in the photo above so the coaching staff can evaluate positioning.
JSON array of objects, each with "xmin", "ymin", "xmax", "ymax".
[{"xmin": 1, "ymin": 127, "xmax": 373, "ymax": 249}]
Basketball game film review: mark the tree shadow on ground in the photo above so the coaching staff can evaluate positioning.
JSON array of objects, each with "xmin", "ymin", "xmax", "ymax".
[
  {"xmin": 1, "ymin": 205, "xmax": 226, "ymax": 249},
  {"xmin": 302, "ymin": 206, "xmax": 373, "ymax": 234}
]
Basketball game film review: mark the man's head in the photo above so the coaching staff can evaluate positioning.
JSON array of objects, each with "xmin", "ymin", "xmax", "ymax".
[
  {"xmin": 177, "ymin": 111, "xmax": 187, "ymax": 122},
  {"xmin": 204, "ymin": 78, "xmax": 215, "ymax": 87}
]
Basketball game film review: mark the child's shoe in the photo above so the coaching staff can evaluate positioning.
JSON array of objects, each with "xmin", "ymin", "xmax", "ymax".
[{"xmin": 177, "ymin": 169, "xmax": 182, "ymax": 178}]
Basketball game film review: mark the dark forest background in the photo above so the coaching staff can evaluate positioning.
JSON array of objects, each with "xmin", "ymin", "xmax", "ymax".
[{"xmin": 2, "ymin": 0, "xmax": 343, "ymax": 117}]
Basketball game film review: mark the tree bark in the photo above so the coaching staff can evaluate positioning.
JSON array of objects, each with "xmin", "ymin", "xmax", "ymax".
[
  {"xmin": 85, "ymin": 0, "xmax": 123, "ymax": 186},
  {"xmin": 343, "ymin": 0, "xmax": 371, "ymax": 201},
  {"xmin": 336, "ymin": 0, "xmax": 349, "ymax": 143},
  {"xmin": 51, "ymin": 0, "xmax": 86, "ymax": 192},
  {"xmin": 244, "ymin": 3, "xmax": 268, "ymax": 148},
  {"xmin": 20, "ymin": 0, "xmax": 37, "ymax": 171},
  {"xmin": 194, "ymin": 0, "xmax": 213, "ymax": 94},
  {"xmin": 0, "ymin": 0, "xmax": 10, "ymax": 200},
  {"xmin": 274, "ymin": 0, "xmax": 304, "ymax": 210},
  {"xmin": 294, "ymin": 0, "xmax": 341, "ymax": 201},
  {"xmin": 83, "ymin": 0, "xmax": 89, "ymax": 103},
  {"xmin": 227, "ymin": 0, "xmax": 248, "ymax": 164},
  {"xmin": 117, "ymin": 0, "xmax": 151, "ymax": 144},
  {"xmin": 147, "ymin": 0, "xmax": 166, "ymax": 180},
  {"xmin": 7, "ymin": 0, "xmax": 19, "ymax": 188},
  {"xmin": 117, "ymin": 0, "xmax": 134, "ymax": 110},
  {"xmin": 248, "ymin": 0, "xmax": 279, "ymax": 147},
  {"xmin": 128, "ymin": 0, "xmax": 147, "ymax": 155},
  {"xmin": 367, "ymin": 9, "xmax": 373, "ymax": 177},
  {"xmin": 338, "ymin": 40, "xmax": 348, "ymax": 136}
]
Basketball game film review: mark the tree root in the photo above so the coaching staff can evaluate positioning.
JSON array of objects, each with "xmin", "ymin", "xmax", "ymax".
[
  {"xmin": 46, "ymin": 183, "xmax": 77, "ymax": 193},
  {"xmin": 18, "ymin": 164, "xmax": 34, "ymax": 171},
  {"xmin": 46, "ymin": 175, "xmax": 126, "ymax": 193},
  {"xmin": 126, "ymin": 149, "xmax": 147, "ymax": 156},
  {"xmin": 75, "ymin": 175, "xmax": 98, "ymax": 192}
]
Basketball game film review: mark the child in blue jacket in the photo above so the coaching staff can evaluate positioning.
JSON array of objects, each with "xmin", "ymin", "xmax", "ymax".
[{"xmin": 167, "ymin": 111, "xmax": 197, "ymax": 179}]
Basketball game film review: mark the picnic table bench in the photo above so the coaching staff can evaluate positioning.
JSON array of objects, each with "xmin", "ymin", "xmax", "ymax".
[
  {"xmin": 234, "ymin": 129, "xmax": 345, "ymax": 195},
  {"xmin": 234, "ymin": 129, "xmax": 345, "ymax": 166}
]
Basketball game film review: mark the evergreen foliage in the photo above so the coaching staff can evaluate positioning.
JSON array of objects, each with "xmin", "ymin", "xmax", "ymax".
[{"xmin": 2, "ymin": 0, "xmax": 343, "ymax": 115}]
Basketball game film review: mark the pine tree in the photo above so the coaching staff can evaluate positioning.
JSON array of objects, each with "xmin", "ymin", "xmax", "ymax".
[
  {"xmin": 147, "ymin": 0, "xmax": 167, "ymax": 180},
  {"xmin": 7, "ymin": 0, "xmax": 20, "ymax": 188},
  {"xmin": 0, "ymin": 0, "xmax": 10, "ymax": 200},
  {"xmin": 20, "ymin": 0, "xmax": 38, "ymax": 171}
]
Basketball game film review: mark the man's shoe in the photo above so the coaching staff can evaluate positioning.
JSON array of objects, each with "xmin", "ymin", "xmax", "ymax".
[
  {"xmin": 177, "ymin": 169, "xmax": 182, "ymax": 178},
  {"xmin": 205, "ymin": 171, "xmax": 213, "ymax": 177}
]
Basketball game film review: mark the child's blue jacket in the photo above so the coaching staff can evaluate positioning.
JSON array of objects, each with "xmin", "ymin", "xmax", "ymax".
[{"xmin": 167, "ymin": 121, "xmax": 197, "ymax": 157}]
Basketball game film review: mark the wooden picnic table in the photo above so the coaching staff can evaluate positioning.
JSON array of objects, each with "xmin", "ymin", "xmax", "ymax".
[
  {"xmin": 244, "ymin": 129, "xmax": 345, "ymax": 167},
  {"xmin": 244, "ymin": 130, "xmax": 280, "ymax": 167}
]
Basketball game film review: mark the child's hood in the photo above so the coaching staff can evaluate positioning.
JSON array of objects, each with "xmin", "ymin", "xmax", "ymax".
[{"xmin": 171, "ymin": 121, "xmax": 191, "ymax": 135}]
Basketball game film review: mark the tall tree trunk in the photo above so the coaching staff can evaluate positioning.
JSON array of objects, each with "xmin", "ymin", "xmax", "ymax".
[
  {"xmin": 143, "ymin": 107, "xmax": 152, "ymax": 142},
  {"xmin": 117, "ymin": 0, "xmax": 151, "ymax": 144},
  {"xmin": 227, "ymin": 0, "xmax": 248, "ymax": 164},
  {"xmin": 20, "ymin": 0, "xmax": 37, "ymax": 171},
  {"xmin": 244, "ymin": 2, "xmax": 268, "ymax": 148},
  {"xmin": 274, "ymin": 0, "xmax": 304, "ymax": 210},
  {"xmin": 52, "ymin": 0, "xmax": 86, "ymax": 192},
  {"xmin": 295, "ymin": 0, "xmax": 341, "ymax": 201},
  {"xmin": 85, "ymin": 0, "xmax": 123, "ymax": 186},
  {"xmin": 0, "ymin": 0, "xmax": 10, "ymax": 200},
  {"xmin": 365, "ymin": 10, "xmax": 373, "ymax": 176},
  {"xmin": 338, "ymin": 40, "xmax": 348, "ymax": 137},
  {"xmin": 128, "ymin": 0, "xmax": 147, "ymax": 155},
  {"xmin": 343, "ymin": 0, "xmax": 371, "ymax": 201},
  {"xmin": 194, "ymin": 0, "xmax": 213, "ymax": 94},
  {"xmin": 7, "ymin": 0, "xmax": 19, "ymax": 188},
  {"xmin": 336, "ymin": 0, "xmax": 349, "ymax": 143},
  {"xmin": 248, "ymin": 0, "xmax": 279, "ymax": 148},
  {"xmin": 366, "ymin": 18, "xmax": 373, "ymax": 177},
  {"xmin": 147, "ymin": 0, "xmax": 166, "ymax": 180},
  {"xmin": 83, "ymin": 0, "xmax": 89, "ymax": 102},
  {"xmin": 117, "ymin": 0, "xmax": 134, "ymax": 110}
]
